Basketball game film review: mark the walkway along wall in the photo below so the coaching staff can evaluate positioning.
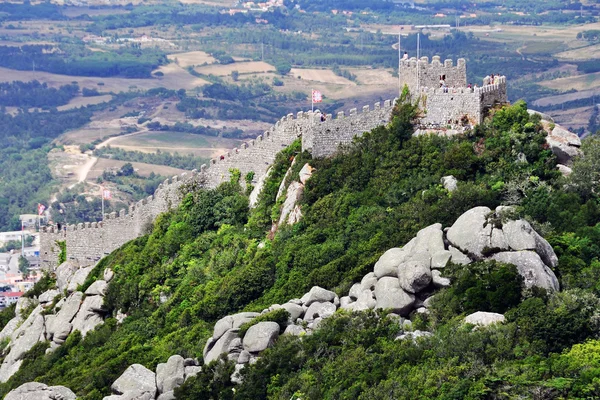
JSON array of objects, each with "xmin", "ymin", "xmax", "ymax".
[{"xmin": 40, "ymin": 98, "xmax": 397, "ymax": 270}]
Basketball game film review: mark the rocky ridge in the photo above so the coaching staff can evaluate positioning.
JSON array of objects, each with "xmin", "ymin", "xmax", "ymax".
[
  {"xmin": 0, "ymin": 261, "xmax": 110, "ymax": 383},
  {"xmin": 4, "ymin": 205, "xmax": 560, "ymax": 397}
]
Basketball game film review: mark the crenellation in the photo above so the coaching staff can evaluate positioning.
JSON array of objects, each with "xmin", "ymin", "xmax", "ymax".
[
  {"xmin": 350, "ymin": 108, "xmax": 357, "ymax": 115},
  {"xmin": 338, "ymin": 111, "xmax": 345, "ymax": 118},
  {"xmin": 363, "ymin": 105, "xmax": 370, "ymax": 113}
]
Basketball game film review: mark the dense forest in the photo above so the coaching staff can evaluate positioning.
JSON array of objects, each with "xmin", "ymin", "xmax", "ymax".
[
  {"xmin": 2, "ymin": 97, "xmax": 600, "ymax": 399},
  {"xmin": 0, "ymin": 45, "xmax": 167, "ymax": 78},
  {"xmin": 0, "ymin": 81, "xmax": 79, "ymax": 108}
]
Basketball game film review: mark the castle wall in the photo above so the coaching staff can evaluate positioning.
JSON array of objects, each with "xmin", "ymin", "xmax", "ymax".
[
  {"xmin": 399, "ymin": 56, "xmax": 467, "ymax": 91},
  {"xmin": 420, "ymin": 76, "xmax": 507, "ymax": 127},
  {"xmin": 40, "ymin": 100, "xmax": 395, "ymax": 270},
  {"xmin": 39, "ymin": 58, "xmax": 507, "ymax": 270},
  {"xmin": 305, "ymin": 100, "xmax": 396, "ymax": 158}
]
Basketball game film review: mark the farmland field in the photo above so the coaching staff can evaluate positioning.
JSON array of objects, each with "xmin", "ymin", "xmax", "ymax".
[
  {"xmin": 167, "ymin": 51, "xmax": 216, "ymax": 67},
  {"xmin": 107, "ymin": 131, "xmax": 242, "ymax": 158},
  {"xmin": 86, "ymin": 158, "xmax": 188, "ymax": 181},
  {"xmin": 194, "ymin": 61, "xmax": 275, "ymax": 76}
]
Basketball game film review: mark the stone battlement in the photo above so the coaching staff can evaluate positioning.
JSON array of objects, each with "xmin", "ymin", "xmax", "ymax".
[
  {"xmin": 418, "ymin": 75, "xmax": 507, "ymax": 126},
  {"xmin": 400, "ymin": 56, "xmax": 467, "ymax": 89},
  {"xmin": 40, "ymin": 98, "xmax": 397, "ymax": 270}
]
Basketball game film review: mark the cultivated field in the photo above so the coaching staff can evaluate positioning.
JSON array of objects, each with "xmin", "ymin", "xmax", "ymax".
[
  {"xmin": 289, "ymin": 68, "xmax": 356, "ymax": 85},
  {"xmin": 0, "ymin": 64, "xmax": 203, "ymax": 93},
  {"xmin": 347, "ymin": 68, "xmax": 397, "ymax": 86},
  {"xmin": 107, "ymin": 131, "xmax": 242, "ymax": 158},
  {"xmin": 86, "ymin": 158, "xmax": 188, "ymax": 180},
  {"xmin": 540, "ymin": 72, "xmax": 600, "ymax": 92},
  {"xmin": 195, "ymin": 61, "xmax": 275, "ymax": 76},
  {"xmin": 551, "ymin": 105, "xmax": 595, "ymax": 132},
  {"xmin": 555, "ymin": 43, "xmax": 600, "ymax": 61},
  {"xmin": 57, "ymin": 95, "xmax": 114, "ymax": 111},
  {"xmin": 167, "ymin": 51, "xmax": 216, "ymax": 67},
  {"xmin": 533, "ymin": 87, "xmax": 600, "ymax": 107}
]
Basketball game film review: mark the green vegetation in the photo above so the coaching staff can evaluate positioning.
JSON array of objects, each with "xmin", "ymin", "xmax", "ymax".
[
  {"xmin": 0, "ymin": 45, "xmax": 167, "ymax": 78},
  {"xmin": 1, "ymin": 97, "xmax": 599, "ymax": 398},
  {"xmin": 0, "ymin": 81, "xmax": 79, "ymax": 108}
]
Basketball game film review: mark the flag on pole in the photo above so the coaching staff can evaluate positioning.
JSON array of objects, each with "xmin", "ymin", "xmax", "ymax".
[
  {"xmin": 37, "ymin": 203, "xmax": 46, "ymax": 216},
  {"xmin": 312, "ymin": 90, "xmax": 322, "ymax": 103},
  {"xmin": 102, "ymin": 189, "xmax": 112, "ymax": 200}
]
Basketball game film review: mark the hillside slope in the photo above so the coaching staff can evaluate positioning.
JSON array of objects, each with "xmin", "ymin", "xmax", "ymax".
[{"xmin": 2, "ymin": 98, "xmax": 600, "ymax": 399}]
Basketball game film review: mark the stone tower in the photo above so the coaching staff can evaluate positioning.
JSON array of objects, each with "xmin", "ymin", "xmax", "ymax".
[{"xmin": 399, "ymin": 56, "xmax": 467, "ymax": 91}]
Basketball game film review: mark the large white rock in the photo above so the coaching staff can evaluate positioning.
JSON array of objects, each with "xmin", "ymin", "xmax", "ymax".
[
  {"xmin": 360, "ymin": 272, "xmax": 378, "ymax": 292},
  {"xmin": 71, "ymin": 295, "xmax": 104, "ymax": 337},
  {"xmin": 301, "ymin": 286, "xmax": 337, "ymax": 306},
  {"xmin": 398, "ymin": 259, "xmax": 432, "ymax": 294},
  {"xmin": 0, "ymin": 306, "xmax": 46, "ymax": 383},
  {"xmin": 55, "ymin": 261, "xmax": 79, "ymax": 292},
  {"xmin": 491, "ymin": 251, "xmax": 559, "ymax": 291},
  {"xmin": 501, "ymin": 220, "xmax": 558, "ymax": 269},
  {"xmin": 85, "ymin": 280, "xmax": 108, "ymax": 296},
  {"xmin": 448, "ymin": 246, "xmax": 471, "ymax": 265},
  {"xmin": 464, "ymin": 311, "xmax": 506, "ymax": 326},
  {"xmin": 374, "ymin": 277, "xmax": 415, "ymax": 316},
  {"xmin": 212, "ymin": 312, "xmax": 259, "ymax": 342},
  {"xmin": 546, "ymin": 126, "xmax": 582, "ymax": 164},
  {"xmin": 111, "ymin": 364, "xmax": 157, "ymax": 398},
  {"xmin": 412, "ymin": 223, "xmax": 445, "ymax": 255},
  {"xmin": 156, "ymin": 355, "xmax": 185, "ymax": 394},
  {"xmin": 374, "ymin": 248, "xmax": 406, "ymax": 278},
  {"xmin": 281, "ymin": 302, "xmax": 305, "ymax": 321},
  {"xmin": 5, "ymin": 382, "xmax": 77, "ymax": 400},
  {"xmin": 431, "ymin": 270, "xmax": 451, "ymax": 288},
  {"xmin": 243, "ymin": 322, "xmax": 280, "ymax": 353},
  {"xmin": 441, "ymin": 175, "xmax": 458, "ymax": 192},
  {"xmin": 67, "ymin": 265, "xmax": 94, "ymax": 293},
  {"xmin": 283, "ymin": 325, "xmax": 306, "ymax": 336},
  {"xmin": 204, "ymin": 329, "xmax": 239, "ymax": 364},
  {"xmin": 38, "ymin": 289, "xmax": 60, "ymax": 305},
  {"xmin": 447, "ymin": 207, "xmax": 492, "ymax": 259},
  {"xmin": 278, "ymin": 181, "xmax": 304, "ymax": 226},
  {"xmin": 303, "ymin": 301, "xmax": 337, "ymax": 322}
]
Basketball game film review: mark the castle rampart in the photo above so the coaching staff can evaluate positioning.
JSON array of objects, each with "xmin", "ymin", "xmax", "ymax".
[
  {"xmin": 40, "ymin": 98, "xmax": 396, "ymax": 270},
  {"xmin": 418, "ymin": 76, "xmax": 507, "ymax": 126},
  {"xmin": 40, "ymin": 56, "xmax": 507, "ymax": 270}
]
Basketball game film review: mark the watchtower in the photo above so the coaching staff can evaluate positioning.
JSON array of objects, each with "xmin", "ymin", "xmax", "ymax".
[{"xmin": 399, "ymin": 56, "xmax": 467, "ymax": 92}]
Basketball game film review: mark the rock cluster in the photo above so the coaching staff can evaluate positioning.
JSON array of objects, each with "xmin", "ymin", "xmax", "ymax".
[
  {"xmin": 200, "ymin": 206, "xmax": 559, "ymax": 377},
  {"xmin": 0, "ymin": 261, "xmax": 109, "ymax": 383},
  {"xmin": 102, "ymin": 356, "xmax": 201, "ymax": 400}
]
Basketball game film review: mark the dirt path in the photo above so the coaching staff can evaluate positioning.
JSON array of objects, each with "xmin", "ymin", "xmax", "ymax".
[{"xmin": 76, "ymin": 156, "xmax": 98, "ymax": 184}]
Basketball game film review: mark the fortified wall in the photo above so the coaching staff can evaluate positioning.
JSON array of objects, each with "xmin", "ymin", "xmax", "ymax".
[
  {"xmin": 40, "ymin": 99, "xmax": 396, "ymax": 270},
  {"xmin": 420, "ymin": 76, "xmax": 507, "ymax": 126}
]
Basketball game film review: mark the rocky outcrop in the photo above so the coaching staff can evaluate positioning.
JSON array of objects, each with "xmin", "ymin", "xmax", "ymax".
[
  {"xmin": 273, "ymin": 162, "xmax": 314, "ymax": 231},
  {"xmin": 195, "ymin": 206, "xmax": 560, "ymax": 381},
  {"xmin": 5, "ymin": 382, "xmax": 77, "ymax": 400},
  {"xmin": 464, "ymin": 311, "xmax": 506, "ymax": 326},
  {"xmin": 441, "ymin": 175, "xmax": 458, "ymax": 192},
  {"xmin": 0, "ymin": 261, "xmax": 110, "ymax": 383},
  {"xmin": 546, "ymin": 125, "xmax": 582, "ymax": 165},
  {"xmin": 108, "ymin": 364, "xmax": 157, "ymax": 400}
]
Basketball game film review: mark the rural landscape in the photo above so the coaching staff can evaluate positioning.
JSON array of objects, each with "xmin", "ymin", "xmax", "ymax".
[{"xmin": 0, "ymin": 0, "xmax": 600, "ymax": 398}]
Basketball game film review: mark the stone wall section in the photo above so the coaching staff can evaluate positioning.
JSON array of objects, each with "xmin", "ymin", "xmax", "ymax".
[
  {"xmin": 40, "ymin": 100, "xmax": 396, "ymax": 270},
  {"xmin": 420, "ymin": 76, "xmax": 507, "ymax": 126},
  {"xmin": 304, "ymin": 100, "xmax": 396, "ymax": 158}
]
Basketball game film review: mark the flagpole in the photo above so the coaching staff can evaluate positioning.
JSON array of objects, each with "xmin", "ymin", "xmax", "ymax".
[
  {"xmin": 398, "ymin": 29, "xmax": 401, "ymax": 98},
  {"xmin": 417, "ymin": 33, "xmax": 420, "ymax": 94},
  {"xmin": 21, "ymin": 219, "xmax": 24, "ymax": 257}
]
